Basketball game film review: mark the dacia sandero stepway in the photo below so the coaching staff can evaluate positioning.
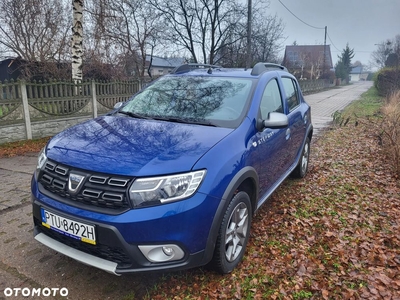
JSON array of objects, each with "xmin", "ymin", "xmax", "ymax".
[{"xmin": 32, "ymin": 63, "xmax": 313, "ymax": 275}]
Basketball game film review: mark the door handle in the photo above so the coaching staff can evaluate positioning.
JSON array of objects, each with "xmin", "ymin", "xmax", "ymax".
[{"xmin": 285, "ymin": 128, "xmax": 291, "ymax": 140}]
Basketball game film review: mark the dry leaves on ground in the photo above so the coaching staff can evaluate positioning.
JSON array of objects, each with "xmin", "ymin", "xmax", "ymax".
[{"xmin": 0, "ymin": 137, "xmax": 50, "ymax": 158}]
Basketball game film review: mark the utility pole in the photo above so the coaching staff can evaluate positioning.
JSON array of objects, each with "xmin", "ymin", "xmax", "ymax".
[{"xmin": 246, "ymin": 0, "xmax": 252, "ymax": 68}]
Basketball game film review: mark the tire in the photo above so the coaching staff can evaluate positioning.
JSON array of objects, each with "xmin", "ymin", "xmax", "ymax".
[
  {"xmin": 210, "ymin": 191, "xmax": 252, "ymax": 274},
  {"xmin": 292, "ymin": 137, "xmax": 310, "ymax": 178}
]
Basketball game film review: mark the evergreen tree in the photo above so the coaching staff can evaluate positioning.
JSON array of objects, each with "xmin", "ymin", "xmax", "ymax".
[
  {"xmin": 335, "ymin": 60, "xmax": 346, "ymax": 82},
  {"xmin": 335, "ymin": 43, "xmax": 354, "ymax": 84}
]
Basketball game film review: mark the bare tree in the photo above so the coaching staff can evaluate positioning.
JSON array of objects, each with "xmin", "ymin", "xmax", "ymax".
[
  {"xmin": 148, "ymin": 0, "xmax": 246, "ymax": 64},
  {"xmin": 387, "ymin": 35, "xmax": 400, "ymax": 68},
  {"xmin": 217, "ymin": 10, "xmax": 285, "ymax": 67},
  {"xmin": 0, "ymin": 0, "xmax": 70, "ymax": 62},
  {"xmin": 251, "ymin": 13, "xmax": 285, "ymax": 64},
  {"xmin": 371, "ymin": 35, "xmax": 400, "ymax": 69},
  {"xmin": 372, "ymin": 41, "xmax": 393, "ymax": 69},
  {"xmin": 72, "ymin": 0, "xmax": 84, "ymax": 82},
  {"xmin": 85, "ymin": 0, "xmax": 163, "ymax": 78}
]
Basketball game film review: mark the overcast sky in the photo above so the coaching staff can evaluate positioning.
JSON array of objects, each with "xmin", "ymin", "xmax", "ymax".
[{"xmin": 266, "ymin": 0, "xmax": 400, "ymax": 68}]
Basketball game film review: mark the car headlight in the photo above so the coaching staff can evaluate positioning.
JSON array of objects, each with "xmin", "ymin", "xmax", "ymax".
[
  {"xmin": 129, "ymin": 170, "xmax": 206, "ymax": 207},
  {"xmin": 37, "ymin": 147, "xmax": 47, "ymax": 170}
]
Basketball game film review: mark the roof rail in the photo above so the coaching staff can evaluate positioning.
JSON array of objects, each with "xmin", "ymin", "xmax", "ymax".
[
  {"xmin": 251, "ymin": 62, "xmax": 288, "ymax": 76},
  {"xmin": 171, "ymin": 63, "xmax": 222, "ymax": 74}
]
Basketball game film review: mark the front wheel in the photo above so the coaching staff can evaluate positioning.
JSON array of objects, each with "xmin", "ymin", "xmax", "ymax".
[
  {"xmin": 291, "ymin": 137, "xmax": 310, "ymax": 178},
  {"xmin": 210, "ymin": 191, "xmax": 252, "ymax": 274}
]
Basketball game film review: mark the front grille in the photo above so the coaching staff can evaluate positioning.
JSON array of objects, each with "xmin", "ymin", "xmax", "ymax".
[
  {"xmin": 38, "ymin": 159, "xmax": 132, "ymax": 211},
  {"xmin": 35, "ymin": 219, "xmax": 132, "ymax": 267}
]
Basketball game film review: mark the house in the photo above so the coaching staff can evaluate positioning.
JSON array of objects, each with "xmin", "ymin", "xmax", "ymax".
[
  {"xmin": 282, "ymin": 45, "xmax": 333, "ymax": 79},
  {"xmin": 0, "ymin": 58, "xmax": 23, "ymax": 81},
  {"xmin": 349, "ymin": 65, "xmax": 369, "ymax": 81},
  {"xmin": 0, "ymin": 57, "xmax": 72, "ymax": 81},
  {"xmin": 145, "ymin": 56, "xmax": 186, "ymax": 77}
]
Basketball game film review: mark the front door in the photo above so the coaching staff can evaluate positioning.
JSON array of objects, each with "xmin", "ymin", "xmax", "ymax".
[
  {"xmin": 280, "ymin": 77, "xmax": 307, "ymax": 165},
  {"xmin": 255, "ymin": 78, "xmax": 290, "ymax": 198}
]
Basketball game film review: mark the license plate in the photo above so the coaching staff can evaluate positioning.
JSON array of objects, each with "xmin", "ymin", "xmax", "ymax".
[{"xmin": 41, "ymin": 209, "xmax": 96, "ymax": 245}]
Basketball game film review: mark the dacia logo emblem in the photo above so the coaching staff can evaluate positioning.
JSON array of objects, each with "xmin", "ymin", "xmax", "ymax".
[{"xmin": 68, "ymin": 173, "xmax": 85, "ymax": 194}]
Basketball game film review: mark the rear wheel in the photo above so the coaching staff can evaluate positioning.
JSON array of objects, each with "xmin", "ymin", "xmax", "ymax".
[
  {"xmin": 292, "ymin": 137, "xmax": 310, "ymax": 178},
  {"xmin": 211, "ymin": 191, "xmax": 252, "ymax": 274}
]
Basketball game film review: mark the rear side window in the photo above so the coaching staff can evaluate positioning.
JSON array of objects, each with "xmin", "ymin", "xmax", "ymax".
[
  {"xmin": 260, "ymin": 79, "xmax": 283, "ymax": 119},
  {"xmin": 282, "ymin": 77, "xmax": 300, "ymax": 112}
]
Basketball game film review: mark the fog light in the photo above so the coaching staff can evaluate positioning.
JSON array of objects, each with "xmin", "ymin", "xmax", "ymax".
[
  {"xmin": 138, "ymin": 244, "xmax": 185, "ymax": 263},
  {"xmin": 162, "ymin": 246, "xmax": 174, "ymax": 256}
]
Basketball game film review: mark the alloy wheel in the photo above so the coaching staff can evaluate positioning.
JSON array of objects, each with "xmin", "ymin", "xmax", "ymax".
[{"xmin": 224, "ymin": 202, "xmax": 249, "ymax": 262}]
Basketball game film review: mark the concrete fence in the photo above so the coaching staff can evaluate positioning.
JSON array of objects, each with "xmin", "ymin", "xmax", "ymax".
[
  {"xmin": 0, "ymin": 78, "xmax": 332, "ymax": 145},
  {"xmin": 299, "ymin": 79, "xmax": 335, "ymax": 94},
  {"xmin": 0, "ymin": 80, "xmax": 140, "ymax": 144}
]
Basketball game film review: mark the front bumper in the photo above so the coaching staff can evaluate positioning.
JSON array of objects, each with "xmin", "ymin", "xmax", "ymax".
[
  {"xmin": 34, "ymin": 232, "xmax": 120, "ymax": 275},
  {"xmin": 32, "ymin": 190, "xmax": 218, "ymax": 274}
]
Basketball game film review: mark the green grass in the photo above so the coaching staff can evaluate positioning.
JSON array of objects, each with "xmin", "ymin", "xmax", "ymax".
[
  {"xmin": 346, "ymin": 86, "xmax": 382, "ymax": 115},
  {"xmin": 292, "ymin": 290, "xmax": 313, "ymax": 299},
  {"xmin": 333, "ymin": 86, "xmax": 384, "ymax": 125}
]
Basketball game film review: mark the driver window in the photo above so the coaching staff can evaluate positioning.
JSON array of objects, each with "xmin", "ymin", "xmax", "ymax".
[{"xmin": 260, "ymin": 79, "xmax": 283, "ymax": 120}]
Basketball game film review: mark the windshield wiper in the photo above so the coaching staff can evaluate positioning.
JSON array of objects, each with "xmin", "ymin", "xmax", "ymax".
[
  {"xmin": 189, "ymin": 120, "xmax": 217, "ymax": 127},
  {"xmin": 153, "ymin": 116, "xmax": 216, "ymax": 127},
  {"xmin": 156, "ymin": 116, "xmax": 187, "ymax": 123},
  {"xmin": 118, "ymin": 111, "xmax": 152, "ymax": 119}
]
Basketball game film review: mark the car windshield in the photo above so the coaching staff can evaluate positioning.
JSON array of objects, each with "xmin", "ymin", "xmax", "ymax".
[{"xmin": 120, "ymin": 75, "xmax": 254, "ymax": 128}]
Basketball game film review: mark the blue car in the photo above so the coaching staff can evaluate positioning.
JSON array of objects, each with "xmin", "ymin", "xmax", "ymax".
[{"xmin": 31, "ymin": 63, "xmax": 313, "ymax": 275}]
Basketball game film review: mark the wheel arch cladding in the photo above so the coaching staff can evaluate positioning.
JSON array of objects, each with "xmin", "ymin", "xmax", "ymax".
[{"xmin": 201, "ymin": 166, "xmax": 259, "ymax": 264}]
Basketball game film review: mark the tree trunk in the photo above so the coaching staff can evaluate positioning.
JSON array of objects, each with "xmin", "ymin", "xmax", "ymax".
[{"xmin": 72, "ymin": 0, "xmax": 84, "ymax": 83}]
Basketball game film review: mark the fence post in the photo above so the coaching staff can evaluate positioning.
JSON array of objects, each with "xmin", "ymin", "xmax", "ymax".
[
  {"xmin": 20, "ymin": 80, "xmax": 32, "ymax": 140},
  {"xmin": 91, "ymin": 80, "xmax": 97, "ymax": 118}
]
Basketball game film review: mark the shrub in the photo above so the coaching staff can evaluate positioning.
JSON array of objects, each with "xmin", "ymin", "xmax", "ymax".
[
  {"xmin": 374, "ymin": 68, "xmax": 400, "ymax": 96},
  {"xmin": 379, "ymin": 90, "xmax": 400, "ymax": 176}
]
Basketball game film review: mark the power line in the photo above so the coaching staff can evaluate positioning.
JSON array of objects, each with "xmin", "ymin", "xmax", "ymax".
[
  {"xmin": 277, "ymin": 0, "xmax": 325, "ymax": 30},
  {"xmin": 327, "ymin": 32, "xmax": 341, "ymax": 52},
  {"xmin": 277, "ymin": 0, "xmax": 345, "ymax": 59}
]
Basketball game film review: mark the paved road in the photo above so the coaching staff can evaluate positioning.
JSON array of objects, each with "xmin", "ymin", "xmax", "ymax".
[
  {"xmin": 0, "ymin": 81, "xmax": 373, "ymax": 299},
  {"xmin": 304, "ymin": 80, "xmax": 373, "ymax": 135}
]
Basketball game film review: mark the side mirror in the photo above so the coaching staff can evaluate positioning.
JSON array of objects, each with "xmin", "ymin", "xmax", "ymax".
[{"xmin": 262, "ymin": 112, "xmax": 289, "ymax": 129}]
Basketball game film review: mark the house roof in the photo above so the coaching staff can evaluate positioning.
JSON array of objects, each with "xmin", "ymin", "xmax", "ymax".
[
  {"xmin": 350, "ymin": 66, "xmax": 363, "ymax": 74},
  {"xmin": 282, "ymin": 45, "xmax": 333, "ymax": 69},
  {"xmin": 146, "ymin": 56, "xmax": 186, "ymax": 68}
]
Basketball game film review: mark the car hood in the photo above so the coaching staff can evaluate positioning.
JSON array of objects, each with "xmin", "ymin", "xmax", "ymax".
[{"xmin": 46, "ymin": 115, "xmax": 233, "ymax": 176}]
